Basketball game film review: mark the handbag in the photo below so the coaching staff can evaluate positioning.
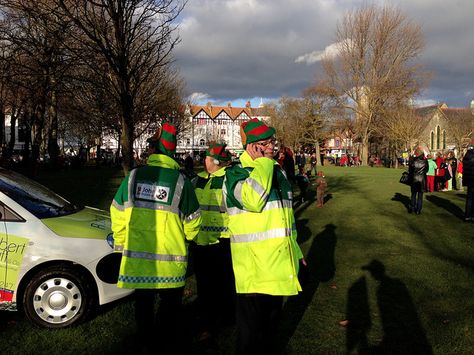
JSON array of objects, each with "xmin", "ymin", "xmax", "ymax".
[{"xmin": 399, "ymin": 171, "xmax": 411, "ymax": 185}]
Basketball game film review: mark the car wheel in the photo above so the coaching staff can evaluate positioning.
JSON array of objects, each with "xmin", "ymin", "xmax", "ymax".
[{"xmin": 23, "ymin": 265, "xmax": 96, "ymax": 328}]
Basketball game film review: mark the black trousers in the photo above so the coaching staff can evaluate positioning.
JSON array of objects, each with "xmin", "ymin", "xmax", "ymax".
[
  {"xmin": 134, "ymin": 287, "xmax": 184, "ymax": 352},
  {"xmin": 465, "ymin": 186, "xmax": 474, "ymax": 219},
  {"xmin": 235, "ymin": 294, "xmax": 283, "ymax": 355},
  {"xmin": 193, "ymin": 239, "xmax": 236, "ymax": 332}
]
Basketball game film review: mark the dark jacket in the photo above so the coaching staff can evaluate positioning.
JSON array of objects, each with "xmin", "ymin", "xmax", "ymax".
[
  {"xmin": 462, "ymin": 149, "xmax": 474, "ymax": 187},
  {"xmin": 408, "ymin": 156, "xmax": 428, "ymax": 186}
]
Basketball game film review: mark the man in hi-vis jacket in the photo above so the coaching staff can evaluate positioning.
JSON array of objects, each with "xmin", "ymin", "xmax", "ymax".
[
  {"xmin": 223, "ymin": 118, "xmax": 304, "ymax": 354},
  {"xmin": 110, "ymin": 123, "xmax": 201, "ymax": 352}
]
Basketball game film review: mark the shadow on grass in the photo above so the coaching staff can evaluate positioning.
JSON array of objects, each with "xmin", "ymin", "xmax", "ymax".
[
  {"xmin": 391, "ymin": 192, "xmax": 411, "ymax": 212},
  {"xmin": 345, "ymin": 276, "xmax": 371, "ymax": 354},
  {"xmin": 426, "ymin": 194, "xmax": 464, "ymax": 219},
  {"xmin": 350, "ymin": 259, "xmax": 434, "ymax": 355},
  {"xmin": 277, "ymin": 224, "xmax": 337, "ymax": 353}
]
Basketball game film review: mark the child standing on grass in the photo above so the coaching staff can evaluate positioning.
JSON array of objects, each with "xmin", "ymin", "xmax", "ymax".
[{"xmin": 315, "ymin": 171, "xmax": 327, "ymax": 207}]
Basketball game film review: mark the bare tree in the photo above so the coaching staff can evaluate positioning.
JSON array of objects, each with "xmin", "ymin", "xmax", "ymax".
[
  {"xmin": 377, "ymin": 105, "xmax": 428, "ymax": 167},
  {"xmin": 321, "ymin": 4, "xmax": 427, "ymax": 165},
  {"xmin": 443, "ymin": 109, "xmax": 473, "ymax": 156},
  {"xmin": 300, "ymin": 85, "xmax": 339, "ymax": 165},
  {"xmin": 268, "ymin": 97, "xmax": 307, "ymax": 152},
  {"xmin": 52, "ymin": 0, "xmax": 186, "ymax": 173}
]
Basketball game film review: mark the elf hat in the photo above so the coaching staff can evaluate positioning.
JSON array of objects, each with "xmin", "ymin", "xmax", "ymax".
[
  {"xmin": 206, "ymin": 143, "xmax": 231, "ymax": 161},
  {"xmin": 468, "ymin": 141, "xmax": 474, "ymax": 149},
  {"xmin": 414, "ymin": 147, "xmax": 424, "ymax": 157},
  {"xmin": 240, "ymin": 118, "xmax": 276, "ymax": 147},
  {"xmin": 147, "ymin": 122, "xmax": 177, "ymax": 156}
]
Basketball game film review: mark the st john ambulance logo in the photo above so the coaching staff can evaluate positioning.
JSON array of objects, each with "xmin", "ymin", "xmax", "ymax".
[{"xmin": 155, "ymin": 188, "xmax": 168, "ymax": 201}]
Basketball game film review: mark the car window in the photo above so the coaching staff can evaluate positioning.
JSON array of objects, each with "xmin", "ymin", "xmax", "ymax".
[
  {"xmin": 0, "ymin": 202, "xmax": 25, "ymax": 222},
  {"xmin": 0, "ymin": 169, "xmax": 81, "ymax": 219}
]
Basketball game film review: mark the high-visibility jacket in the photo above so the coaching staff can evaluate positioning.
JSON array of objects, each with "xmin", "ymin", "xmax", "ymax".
[
  {"xmin": 110, "ymin": 153, "xmax": 202, "ymax": 289},
  {"xmin": 192, "ymin": 167, "xmax": 230, "ymax": 246},
  {"xmin": 223, "ymin": 151, "xmax": 303, "ymax": 296}
]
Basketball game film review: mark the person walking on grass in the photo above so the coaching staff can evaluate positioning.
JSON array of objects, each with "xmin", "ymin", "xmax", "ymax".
[
  {"xmin": 408, "ymin": 147, "xmax": 428, "ymax": 215},
  {"xmin": 223, "ymin": 118, "xmax": 305, "ymax": 355},
  {"xmin": 462, "ymin": 142, "xmax": 474, "ymax": 222},
  {"xmin": 110, "ymin": 123, "xmax": 202, "ymax": 353}
]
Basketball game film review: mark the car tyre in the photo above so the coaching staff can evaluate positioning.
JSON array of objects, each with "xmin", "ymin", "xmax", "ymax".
[{"xmin": 23, "ymin": 265, "xmax": 96, "ymax": 328}]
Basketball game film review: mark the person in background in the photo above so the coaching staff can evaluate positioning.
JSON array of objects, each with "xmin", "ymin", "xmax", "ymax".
[
  {"xmin": 426, "ymin": 154, "xmax": 437, "ymax": 192},
  {"xmin": 408, "ymin": 147, "xmax": 428, "ymax": 215},
  {"xmin": 457, "ymin": 155, "xmax": 463, "ymax": 191},
  {"xmin": 315, "ymin": 171, "xmax": 327, "ymax": 208},
  {"xmin": 462, "ymin": 142, "xmax": 474, "ymax": 222},
  {"xmin": 310, "ymin": 152, "xmax": 317, "ymax": 176},
  {"xmin": 223, "ymin": 118, "xmax": 304, "ymax": 355},
  {"xmin": 110, "ymin": 123, "xmax": 202, "ymax": 352},
  {"xmin": 295, "ymin": 166, "xmax": 310, "ymax": 203},
  {"xmin": 184, "ymin": 152, "xmax": 195, "ymax": 178},
  {"xmin": 191, "ymin": 143, "xmax": 235, "ymax": 342},
  {"xmin": 447, "ymin": 151, "xmax": 458, "ymax": 190}
]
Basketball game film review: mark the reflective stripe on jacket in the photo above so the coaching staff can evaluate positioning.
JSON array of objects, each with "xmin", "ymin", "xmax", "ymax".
[
  {"xmin": 110, "ymin": 153, "xmax": 202, "ymax": 289},
  {"xmin": 224, "ymin": 151, "xmax": 303, "ymax": 296},
  {"xmin": 192, "ymin": 167, "xmax": 229, "ymax": 245}
]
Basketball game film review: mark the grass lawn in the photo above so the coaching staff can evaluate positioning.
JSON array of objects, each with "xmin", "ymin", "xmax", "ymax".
[{"xmin": 1, "ymin": 164, "xmax": 473, "ymax": 354}]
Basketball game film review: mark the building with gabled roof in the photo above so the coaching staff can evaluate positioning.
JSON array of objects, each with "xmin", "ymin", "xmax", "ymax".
[
  {"xmin": 415, "ymin": 103, "xmax": 473, "ymax": 156},
  {"xmin": 177, "ymin": 101, "xmax": 271, "ymax": 155}
]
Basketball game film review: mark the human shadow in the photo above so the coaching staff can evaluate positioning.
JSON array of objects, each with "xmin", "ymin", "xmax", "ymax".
[
  {"xmin": 391, "ymin": 192, "xmax": 411, "ymax": 212},
  {"xmin": 426, "ymin": 194, "xmax": 464, "ymax": 219},
  {"xmin": 362, "ymin": 260, "xmax": 433, "ymax": 355},
  {"xmin": 345, "ymin": 276, "xmax": 372, "ymax": 354},
  {"xmin": 324, "ymin": 193, "xmax": 333, "ymax": 204},
  {"xmin": 276, "ymin": 224, "xmax": 338, "ymax": 353}
]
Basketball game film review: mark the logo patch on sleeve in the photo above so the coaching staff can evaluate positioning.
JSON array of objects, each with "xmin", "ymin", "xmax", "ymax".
[{"xmin": 136, "ymin": 183, "xmax": 170, "ymax": 203}]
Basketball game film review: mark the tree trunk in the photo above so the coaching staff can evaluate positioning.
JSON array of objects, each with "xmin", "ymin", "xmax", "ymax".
[
  {"xmin": 48, "ymin": 87, "xmax": 60, "ymax": 167},
  {"xmin": 0, "ymin": 106, "xmax": 5, "ymax": 157},
  {"xmin": 7, "ymin": 106, "xmax": 18, "ymax": 158},
  {"xmin": 361, "ymin": 136, "xmax": 369, "ymax": 166},
  {"xmin": 120, "ymin": 90, "xmax": 134, "ymax": 175}
]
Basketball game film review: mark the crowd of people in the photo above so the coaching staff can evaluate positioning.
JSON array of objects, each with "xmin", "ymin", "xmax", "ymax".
[
  {"xmin": 110, "ymin": 119, "xmax": 307, "ymax": 354},
  {"xmin": 406, "ymin": 145, "xmax": 473, "ymax": 221}
]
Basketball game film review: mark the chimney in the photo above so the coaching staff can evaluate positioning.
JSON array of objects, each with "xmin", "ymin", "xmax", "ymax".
[
  {"xmin": 245, "ymin": 100, "xmax": 251, "ymax": 108},
  {"xmin": 228, "ymin": 102, "xmax": 232, "ymax": 108}
]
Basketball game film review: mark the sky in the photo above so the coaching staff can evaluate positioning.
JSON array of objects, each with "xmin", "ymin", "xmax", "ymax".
[{"xmin": 174, "ymin": 0, "xmax": 474, "ymax": 109}]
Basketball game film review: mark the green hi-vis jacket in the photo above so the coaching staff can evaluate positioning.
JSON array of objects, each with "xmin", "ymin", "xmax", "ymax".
[
  {"xmin": 110, "ymin": 154, "xmax": 202, "ymax": 289},
  {"xmin": 192, "ymin": 167, "xmax": 230, "ymax": 246},
  {"xmin": 223, "ymin": 151, "xmax": 303, "ymax": 296}
]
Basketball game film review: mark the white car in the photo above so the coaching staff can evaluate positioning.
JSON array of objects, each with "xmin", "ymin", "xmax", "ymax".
[{"xmin": 0, "ymin": 168, "xmax": 133, "ymax": 328}]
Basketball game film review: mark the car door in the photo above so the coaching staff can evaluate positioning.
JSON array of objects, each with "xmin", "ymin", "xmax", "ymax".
[{"xmin": 0, "ymin": 202, "xmax": 27, "ymax": 309}]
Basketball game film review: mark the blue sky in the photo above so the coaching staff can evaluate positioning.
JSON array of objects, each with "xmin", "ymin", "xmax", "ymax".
[{"xmin": 174, "ymin": 0, "xmax": 474, "ymax": 109}]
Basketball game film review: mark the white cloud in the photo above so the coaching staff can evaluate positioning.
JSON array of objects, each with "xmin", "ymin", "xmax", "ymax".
[
  {"xmin": 295, "ymin": 40, "xmax": 348, "ymax": 65},
  {"xmin": 188, "ymin": 92, "xmax": 211, "ymax": 103}
]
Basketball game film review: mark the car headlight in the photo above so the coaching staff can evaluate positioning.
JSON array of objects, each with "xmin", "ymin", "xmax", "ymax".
[{"xmin": 106, "ymin": 233, "xmax": 115, "ymax": 249}]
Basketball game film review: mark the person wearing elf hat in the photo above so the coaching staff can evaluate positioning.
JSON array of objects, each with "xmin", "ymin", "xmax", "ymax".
[
  {"xmin": 462, "ymin": 141, "xmax": 474, "ymax": 221},
  {"xmin": 110, "ymin": 122, "xmax": 202, "ymax": 352},
  {"xmin": 223, "ymin": 118, "xmax": 305, "ymax": 354},
  {"xmin": 408, "ymin": 147, "xmax": 428, "ymax": 214},
  {"xmin": 190, "ymin": 143, "xmax": 236, "ymax": 341}
]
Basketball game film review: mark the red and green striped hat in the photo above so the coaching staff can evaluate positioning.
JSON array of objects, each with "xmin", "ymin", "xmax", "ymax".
[
  {"xmin": 206, "ymin": 143, "xmax": 231, "ymax": 161},
  {"xmin": 240, "ymin": 118, "xmax": 276, "ymax": 146},
  {"xmin": 414, "ymin": 147, "xmax": 424, "ymax": 157},
  {"xmin": 147, "ymin": 122, "xmax": 177, "ymax": 156}
]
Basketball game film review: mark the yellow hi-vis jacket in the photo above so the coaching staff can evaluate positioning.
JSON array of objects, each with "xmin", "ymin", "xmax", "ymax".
[
  {"xmin": 223, "ymin": 151, "xmax": 303, "ymax": 296},
  {"xmin": 192, "ymin": 167, "xmax": 230, "ymax": 246},
  {"xmin": 110, "ymin": 154, "xmax": 202, "ymax": 289}
]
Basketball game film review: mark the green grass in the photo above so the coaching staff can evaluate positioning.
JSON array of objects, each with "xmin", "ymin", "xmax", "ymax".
[{"xmin": 1, "ymin": 165, "xmax": 473, "ymax": 354}]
